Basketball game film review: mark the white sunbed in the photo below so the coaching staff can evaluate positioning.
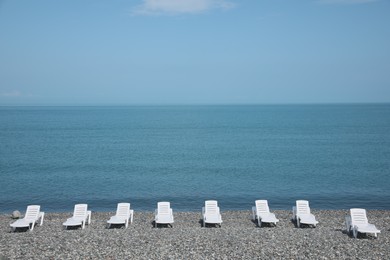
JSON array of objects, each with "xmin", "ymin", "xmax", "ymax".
[
  {"xmin": 63, "ymin": 204, "xmax": 91, "ymax": 230},
  {"xmin": 292, "ymin": 200, "xmax": 318, "ymax": 228},
  {"xmin": 252, "ymin": 200, "xmax": 279, "ymax": 227},
  {"xmin": 345, "ymin": 208, "xmax": 380, "ymax": 239},
  {"xmin": 202, "ymin": 200, "xmax": 222, "ymax": 227},
  {"xmin": 154, "ymin": 202, "xmax": 174, "ymax": 227},
  {"xmin": 10, "ymin": 205, "xmax": 44, "ymax": 232},
  {"xmin": 107, "ymin": 203, "xmax": 133, "ymax": 229}
]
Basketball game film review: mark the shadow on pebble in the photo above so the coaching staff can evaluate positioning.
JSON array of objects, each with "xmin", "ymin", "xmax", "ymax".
[
  {"xmin": 152, "ymin": 221, "xmax": 173, "ymax": 228},
  {"xmin": 341, "ymin": 229, "xmax": 378, "ymax": 239},
  {"xmin": 290, "ymin": 219, "xmax": 298, "ymax": 228},
  {"xmin": 290, "ymin": 219, "xmax": 316, "ymax": 228},
  {"xmin": 9, "ymin": 227, "xmax": 30, "ymax": 233},
  {"xmin": 251, "ymin": 219, "xmax": 277, "ymax": 228},
  {"xmin": 198, "ymin": 219, "xmax": 221, "ymax": 228},
  {"xmin": 107, "ymin": 224, "xmax": 126, "ymax": 229},
  {"xmin": 64, "ymin": 226, "xmax": 84, "ymax": 231}
]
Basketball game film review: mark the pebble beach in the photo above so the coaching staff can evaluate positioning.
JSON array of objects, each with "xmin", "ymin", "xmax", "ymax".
[{"xmin": 1, "ymin": 210, "xmax": 389, "ymax": 259}]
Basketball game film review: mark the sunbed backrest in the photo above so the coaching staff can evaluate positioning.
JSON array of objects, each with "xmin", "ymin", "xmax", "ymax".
[
  {"xmin": 158, "ymin": 202, "xmax": 170, "ymax": 215},
  {"xmin": 296, "ymin": 200, "xmax": 310, "ymax": 215},
  {"xmin": 25, "ymin": 205, "xmax": 40, "ymax": 221},
  {"xmin": 351, "ymin": 208, "xmax": 368, "ymax": 225},
  {"xmin": 256, "ymin": 200, "xmax": 270, "ymax": 214},
  {"xmin": 205, "ymin": 200, "xmax": 218, "ymax": 214},
  {"xmin": 73, "ymin": 204, "xmax": 88, "ymax": 219},
  {"xmin": 116, "ymin": 203, "xmax": 130, "ymax": 218}
]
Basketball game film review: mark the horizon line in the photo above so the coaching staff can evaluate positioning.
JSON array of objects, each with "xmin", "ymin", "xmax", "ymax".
[{"xmin": 1, "ymin": 101, "xmax": 390, "ymax": 107}]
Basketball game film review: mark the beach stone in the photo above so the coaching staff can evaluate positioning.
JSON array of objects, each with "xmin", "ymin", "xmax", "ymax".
[
  {"xmin": 0, "ymin": 210, "xmax": 389, "ymax": 259},
  {"xmin": 11, "ymin": 210, "xmax": 21, "ymax": 219}
]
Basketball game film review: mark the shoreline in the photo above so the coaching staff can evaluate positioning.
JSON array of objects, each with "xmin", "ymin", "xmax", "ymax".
[
  {"xmin": 1, "ymin": 207, "xmax": 390, "ymax": 215},
  {"xmin": 1, "ymin": 210, "xmax": 389, "ymax": 259}
]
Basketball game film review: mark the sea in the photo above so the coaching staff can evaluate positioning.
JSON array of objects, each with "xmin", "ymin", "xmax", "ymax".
[{"xmin": 0, "ymin": 104, "xmax": 389, "ymax": 213}]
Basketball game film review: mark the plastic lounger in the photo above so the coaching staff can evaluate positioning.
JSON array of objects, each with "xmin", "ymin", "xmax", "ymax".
[
  {"xmin": 292, "ymin": 200, "xmax": 318, "ymax": 228},
  {"xmin": 10, "ymin": 205, "xmax": 44, "ymax": 232},
  {"xmin": 63, "ymin": 204, "xmax": 91, "ymax": 230},
  {"xmin": 202, "ymin": 200, "xmax": 222, "ymax": 227},
  {"xmin": 252, "ymin": 200, "xmax": 279, "ymax": 227},
  {"xmin": 345, "ymin": 208, "xmax": 380, "ymax": 238},
  {"xmin": 107, "ymin": 203, "xmax": 134, "ymax": 229},
  {"xmin": 154, "ymin": 202, "xmax": 174, "ymax": 227}
]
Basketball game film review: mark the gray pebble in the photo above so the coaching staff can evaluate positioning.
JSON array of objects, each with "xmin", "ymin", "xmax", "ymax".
[
  {"xmin": 11, "ymin": 211, "xmax": 21, "ymax": 219},
  {"xmin": 0, "ymin": 210, "xmax": 389, "ymax": 259}
]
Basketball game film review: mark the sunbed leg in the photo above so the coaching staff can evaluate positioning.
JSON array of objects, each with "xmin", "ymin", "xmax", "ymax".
[
  {"xmin": 40, "ymin": 212, "xmax": 45, "ymax": 226},
  {"xmin": 88, "ymin": 211, "xmax": 91, "ymax": 224},
  {"xmin": 30, "ymin": 222, "xmax": 35, "ymax": 231}
]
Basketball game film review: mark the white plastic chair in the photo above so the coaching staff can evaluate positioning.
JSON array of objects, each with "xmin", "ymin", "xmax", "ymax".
[
  {"xmin": 202, "ymin": 200, "xmax": 222, "ymax": 227},
  {"xmin": 292, "ymin": 200, "xmax": 318, "ymax": 228},
  {"xmin": 345, "ymin": 208, "xmax": 380, "ymax": 239},
  {"xmin": 10, "ymin": 205, "xmax": 44, "ymax": 232},
  {"xmin": 252, "ymin": 200, "xmax": 279, "ymax": 227},
  {"xmin": 63, "ymin": 204, "xmax": 91, "ymax": 230},
  {"xmin": 107, "ymin": 203, "xmax": 134, "ymax": 229},
  {"xmin": 154, "ymin": 202, "xmax": 174, "ymax": 228}
]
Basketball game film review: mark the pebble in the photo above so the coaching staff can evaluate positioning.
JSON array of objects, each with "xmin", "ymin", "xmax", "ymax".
[
  {"xmin": 11, "ymin": 211, "xmax": 21, "ymax": 219},
  {"xmin": 0, "ymin": 210, "xmax": 389, "ymax": 259}
]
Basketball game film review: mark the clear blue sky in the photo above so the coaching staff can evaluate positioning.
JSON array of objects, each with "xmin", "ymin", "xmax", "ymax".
[{"xmin": 0, "ymin": 0, "xmax": 389, "ymax": 105}]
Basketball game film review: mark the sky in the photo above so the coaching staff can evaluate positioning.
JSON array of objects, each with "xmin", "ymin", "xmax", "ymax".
[{"xmin": 0, "ymin": 0, "xmax": 389, "ymax": 105}]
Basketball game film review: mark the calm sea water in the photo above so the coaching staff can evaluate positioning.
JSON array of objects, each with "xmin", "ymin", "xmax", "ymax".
[{"xmin": 0, "ymin": 105, "xmax": 389, "ymax": 213}]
